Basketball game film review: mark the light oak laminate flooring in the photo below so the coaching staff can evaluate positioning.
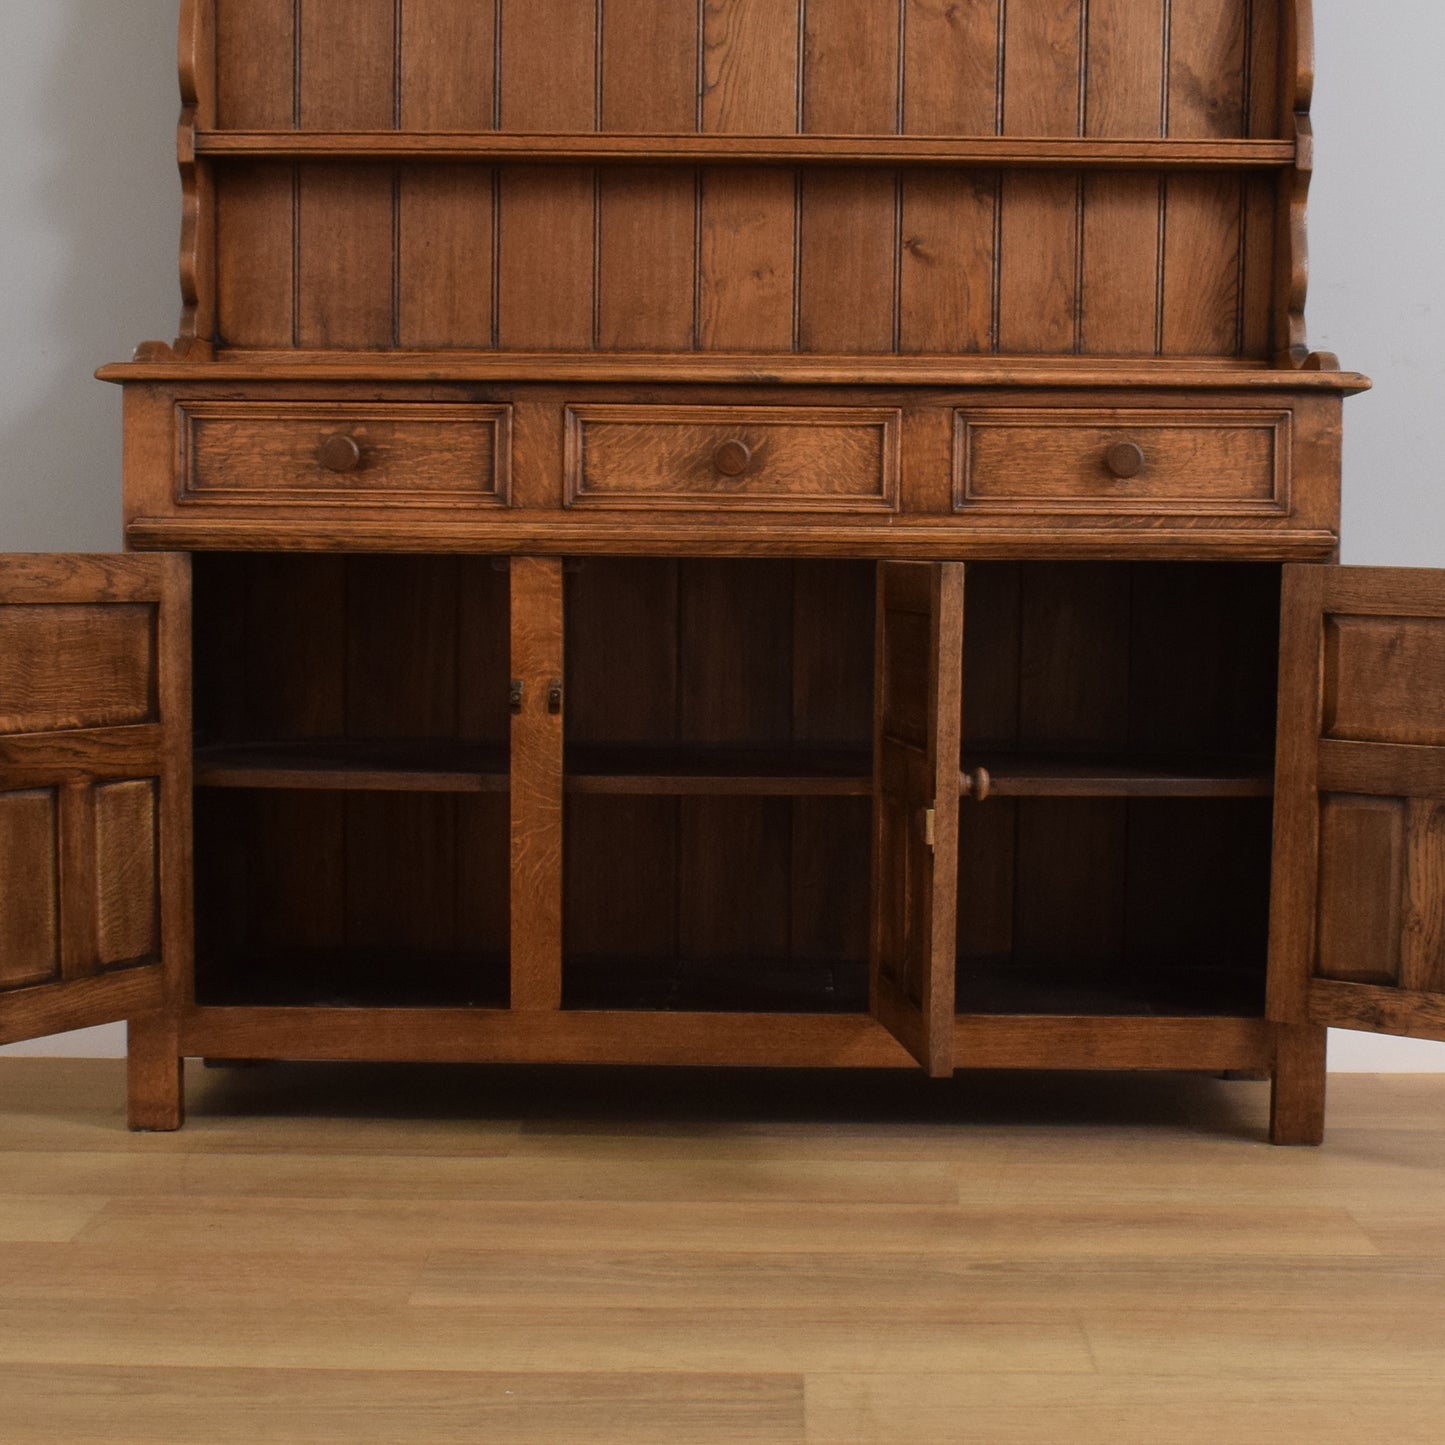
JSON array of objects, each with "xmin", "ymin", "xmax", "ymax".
[{"xmin": 0, "ymin": 1059, "xmax": 1442, "ymax": 1444}]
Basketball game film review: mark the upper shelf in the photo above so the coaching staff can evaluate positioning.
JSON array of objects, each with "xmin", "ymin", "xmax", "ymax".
[
  {"xmin": 99, "ymin": 350, "xmax": 1371, "ymax": 394},
  {"xmin": 191, "ymin": 132, "xmax": 1298, "ymax": 171}
]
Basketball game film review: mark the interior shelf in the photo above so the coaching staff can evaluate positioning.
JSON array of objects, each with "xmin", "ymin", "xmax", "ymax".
[
  {"xmin": 192, "ymin": 131, "xmax": 1297, "ymax": 170},
  {"xmin": 956, "ymin": 959, "xmax": 1266, "ymax": 1019},
  {"xmin": 563, "ymin": 956, "xmax": 870, "ymax": 1014},
  {"xmin": 194, "ymin": 741, "xmax": 509, "ymax": 793},
  {"xmin": 195, "ymin": 949, "xmax": 510, "ymax": 1010},
  {"xmin": 965, "ymin": 753, "xmax": 1274, "ymax": 799},
  {"xmin": 564, "ymin": 744, "xmax": 872, "ymax": 797}
]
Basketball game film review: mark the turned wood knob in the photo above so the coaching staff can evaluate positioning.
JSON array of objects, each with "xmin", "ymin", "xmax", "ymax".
[
  {"xmin": 963, "ymin": 766, "xmax": 992, "ymax": 801},
  {"xmin": 318, "ymin": 433, "xmax": 364, "ymax": 473},
  {"xmin": 1104, "ymin": 441, "xmax": 1145, "ymax": 479},
  {"xmin": 712, "ymin": 439, "xmax": 753, "ymax": 477}
]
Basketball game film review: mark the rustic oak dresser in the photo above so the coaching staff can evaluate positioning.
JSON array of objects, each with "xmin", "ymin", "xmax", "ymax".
[{"xmin": 3, "ymin": 0, "xmax": 1440, "ymax": 1144}]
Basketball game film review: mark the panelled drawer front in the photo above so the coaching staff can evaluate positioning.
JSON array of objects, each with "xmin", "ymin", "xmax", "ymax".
[
  {"xmin": 954, "ymin": 408, "xmax": 1291, "ymax": 515},
  {"xmin": 566, "ymin": 406, "xmax": 902, "ymax": 511},
  {"xmin": 178, "ymin": 402, "xmax": 512, "ymax": 506}
]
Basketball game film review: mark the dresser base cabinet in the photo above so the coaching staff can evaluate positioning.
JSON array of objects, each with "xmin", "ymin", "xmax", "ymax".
[{"xmin": 3, "ymin": 555, "xmax": 1443, "ymax": 1140}]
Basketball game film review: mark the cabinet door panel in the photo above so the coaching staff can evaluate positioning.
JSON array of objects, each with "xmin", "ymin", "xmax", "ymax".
[
  {"xmin": 872, "ymin": 562, "xmax": 964, "ymax": 1075},
  {"xmin": 1271, "ymin": 565, "xmax": 1445, "ymax": 1041},
  {"xmin": 0, "ymin": 555, "xmax": 189, "ymax": 1047}
]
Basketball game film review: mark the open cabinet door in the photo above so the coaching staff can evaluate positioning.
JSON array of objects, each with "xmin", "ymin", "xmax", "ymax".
[
  {"xmin": 0, "ymin": 555, "xmax": 189, "ymax": 1048},
  {"xmin": 1270, "ymin": 565, "xmax": 1445, "ymax": 1042},
  {"xmin": 872, "ymin": 562, "xmax": 964, "ymax": 1077}
]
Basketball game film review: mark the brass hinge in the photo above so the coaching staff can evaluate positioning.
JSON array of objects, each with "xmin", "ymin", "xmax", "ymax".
[{"xmin": 923, "ymin": 806, "xmax": 936, "ymax": 848}]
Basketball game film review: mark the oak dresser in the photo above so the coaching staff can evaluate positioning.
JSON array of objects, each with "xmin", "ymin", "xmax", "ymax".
[{"xmin": 3, "ymin": 0, "xmax": 1441, "ymax": 1144}]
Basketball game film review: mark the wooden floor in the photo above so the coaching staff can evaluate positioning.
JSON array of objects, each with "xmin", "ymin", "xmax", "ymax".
[{"xmin": 0, "ymin": 1061, "xmax": 1442, "ymax": 1444}]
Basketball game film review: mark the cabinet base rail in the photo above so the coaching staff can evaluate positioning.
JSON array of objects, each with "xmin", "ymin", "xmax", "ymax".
[{"xmin": 174, "ymin": 1007, "xmax": 1273, "ymax": 1073}]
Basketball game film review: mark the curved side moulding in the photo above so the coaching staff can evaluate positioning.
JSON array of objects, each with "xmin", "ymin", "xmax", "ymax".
[
  {"xmin": 1276, "ymin": 0, "xmax": 1314, "ymax": 368},
  {"xmin": 174, "ymin": 0, "xmax": 216, "ymax": 360}
]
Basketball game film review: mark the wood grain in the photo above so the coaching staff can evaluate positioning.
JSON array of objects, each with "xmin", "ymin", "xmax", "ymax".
[
  {"xmin": 898, "ymin": 173, "xmax": 996, "ymax": 354},
  {"xmin": 93, "ymin": 781, "xmax": 159, "ymax": 970},
  {"xmin": 567, "ymin": 405, "xmax": 899, "ymax": 511},
  {"xmin": 197, "ymin": 132, "xmax": 1297, "ymax": 168},
  {"xmin": 1402, "ymin": 800, "xmax": 1445, "ymax": 994},
  {"xmin": 0, "ymin": 606, "xmax": 154, "ymax": 735},
  {"xmin": 594, "ymin": 1, "xmax": 698, "ymax": 348},
  {"xmin": 400, "ymin": 0, "xmax": 497, "ymax": 131},
  {"xmin": 1316, "ymin": 795, "xmax": 1404, "ymax": 986},
  {"xmin": 499, "ymin": 0, "xmax": 596, "ymax": 133},
  {"xmin": 803, "ymin": 0, "xmax": 898, "ymax": 135},
  {"xmin": 873, "ymin": 562, "xmax": 963, "ymax": 1075},
  {"xmin": 298, "ymin": 0, "xmax": 394, "ymax": 130},
  {"xmin": 510, "ymin": 558, "xmax": 564, "ymax": 1011},
  {"xmin": 601, "ymin": 0, "xmax": 698, "ymax": 133},
  {"xmin": 1168, "ymin": 0, "xmax": 1248, "ymax": 139},
  {"xmin": 181, "ymin": 401, "xmax": 510, "ymax": 504},
  {"xmin": 396, "ymin": 4, "xmax": 497, "ymax": 347},
  {"xmin": 702, "ymin": 0, "xmax": 799, "ymax": 135},
  {"xmin": 797, "ymin": 172, "xmax": 896, "ymax": 354},
  {"xmin": 698, "ymin": 169, "xmax": 796, "ymax": 352},
  {"xmin": 598, "ymin": 170, "xmax": 697, "ymax": 351},
  {"xmin": 7, "ymin": 1062, "xmax": 1445, "ymax": 1441},
  {"xmin": 297, "ymin": 165, "xmax": 395, "ymax": 349},
  {"xmin": 902, "ymin": 0, "xmax": 999, "ymax": 136},
  {"xmin": 215, "ymin": 166, "xmax": 295, "ymax": 348},
  {"xmin": 0, "ymin": 791, "xmax": 60, "ymax": 990},
  {"xmin": 213, "ymin": 0, "xmax": 293, "ymax": 130},
  {"xmin": 1079, "ymin": 1, "xmax": 1165, "ymax": 360}
]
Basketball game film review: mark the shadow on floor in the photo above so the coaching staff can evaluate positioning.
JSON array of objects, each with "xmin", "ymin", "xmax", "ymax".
[{"xmin": 186, "ymin": 1060, "xmax": 1270, "ymax": 1142}]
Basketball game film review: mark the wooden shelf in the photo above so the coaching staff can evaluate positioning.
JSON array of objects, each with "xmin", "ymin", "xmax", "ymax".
[
  {"xmin": 196, "ymin": 948, "xmax": 510, "ymax": 1010},
  {"xmin": 955, "ymin": 959, "xmax": 1266, "ymax": 1019},
  {"xmin": 565, "ymin": 744, "xmax": 873, "ymax": 797},
  {"xmin": 964, "ymin": 753, "xmax": 1274, "ymax": 799},
  {"xmin": 192, "ymin": 130, "xmax": 1297, "ymax": 170},
  {"xmin": 194, "ymin": 741, "xmax": 509, "ymax": 793},
  {"xmin": 99, "ymin": 352, "xmax": 1372, "ymax": 394},
  {"xmin": 563, "ymin": 955, "xmax": 870, "ymax": 1014}
]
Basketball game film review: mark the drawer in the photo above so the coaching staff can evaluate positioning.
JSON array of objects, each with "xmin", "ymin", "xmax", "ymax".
[
  {"xmin": 954, "ymin": 408, "xmax": 1291, "ymax": 515},
  {"xmin": 565, "ymin": 406, "xmax": 901, "ymax": 511},
  {"xmin": 178, "ymin": 402, "xmax": 511, "ymax": 506}
]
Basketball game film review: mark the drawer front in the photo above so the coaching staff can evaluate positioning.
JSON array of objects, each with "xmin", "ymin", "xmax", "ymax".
[
  {"xmin": 566, "ymin": 406, "xmax": 902, "ymax": 512},
  {"xmin": 179, "ymin": 402, "xmax": 511, "ymax": 506},
  {"xmin": 954, "ymin": 409, "xmax": 1291, "ymax": 515}
]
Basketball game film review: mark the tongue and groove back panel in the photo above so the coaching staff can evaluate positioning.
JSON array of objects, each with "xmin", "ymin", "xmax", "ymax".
[{"xmin": 203, "ymin": 0, "xmax": 1284, "ymax": 355}]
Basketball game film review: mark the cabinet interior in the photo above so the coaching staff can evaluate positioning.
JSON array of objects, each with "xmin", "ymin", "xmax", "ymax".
[
  {"xmin": 187, "ymin": 554, "xmax": 1282, "ymax": 1019},
  {"xmin": 562, "ymin": 558, "xmax": 876, "ymax": 1013},
  {"xmin": 191, "ymin": 554, "xmax": 512, "ymax": 1008},
  {"xmin": 956, "ymin": 562, "xmax": 1281, "ymax": 1017}
]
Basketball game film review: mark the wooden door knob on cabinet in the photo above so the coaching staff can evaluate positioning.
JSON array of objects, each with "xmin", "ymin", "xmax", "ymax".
[
  {"xmin": 712, "ymin": 439, "xmax": 753, "ymax": 477},
  {"xmin": 318, "ymin": 433, "xmax": 364, "ymax": 473},
  {"xmin": 962, "ymin": 766, "xmax": 992, "ymax": 801},
  {"xmin": 1104, "ymin": 441, "xmax": 1145, "ymax": 479}
]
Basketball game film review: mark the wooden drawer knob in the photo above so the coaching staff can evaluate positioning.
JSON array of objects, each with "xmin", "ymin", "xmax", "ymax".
[
  {"xmin": 963, "ymin": 765, "xmax": 992, "ymax": 802},
  {"xmin": 318, "ymin": 433, "xmax": 364, "ymax": 473},
  {"xmin": 1104, "ymin": 441, "xmax": 1145, "ymax": 479},
  {"xmin": 712, "ymin": 440, "xmax": 753, "ymax": 477}
]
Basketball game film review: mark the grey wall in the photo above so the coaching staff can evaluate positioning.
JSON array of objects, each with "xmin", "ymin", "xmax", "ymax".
[{"xmin": 2, "ymin": 3, "xmax": 1442, "ymax": 1068}]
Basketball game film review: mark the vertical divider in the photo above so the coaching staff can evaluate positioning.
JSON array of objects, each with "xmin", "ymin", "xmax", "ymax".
[{"xmin": 510, "ymin": 557, "xmax": 566, "ymax": 1011}]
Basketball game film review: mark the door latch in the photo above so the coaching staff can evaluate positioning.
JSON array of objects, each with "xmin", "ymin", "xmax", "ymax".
[
  {"xmin": 922, "ymin": 807, "xmax": 936, "ymax": 848},
  {"xmin": 547, "ymin": 679, "xmax": 564, "ymax": 715},
  {"xmin": 509, "ymin": 679, "xmax": 525, "ymax": 715}
]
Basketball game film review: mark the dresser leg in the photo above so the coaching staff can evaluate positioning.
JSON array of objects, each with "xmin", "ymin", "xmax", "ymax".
[
  {"xmin": 1269, "ymin": 1023, "xmax": 1327, "ymax": 1146},
  {"xmin": 127, "ymin": 1013, "xmax": 185, "ymax": 1132}
]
